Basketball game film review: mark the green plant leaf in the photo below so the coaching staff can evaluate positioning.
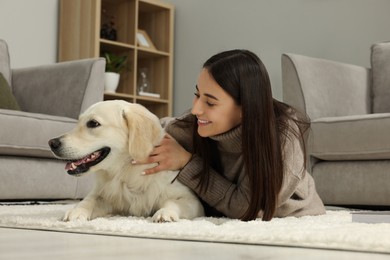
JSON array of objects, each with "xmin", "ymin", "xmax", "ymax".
[{"xmin": 104, "ymin": 52, "xmax": 128, "ymax": 73}]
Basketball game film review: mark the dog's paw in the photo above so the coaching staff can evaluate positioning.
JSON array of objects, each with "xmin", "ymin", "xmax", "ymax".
[
  {"xmin": 152, "ymin": 208, "xmax": 179, "ymax": 223},
  {"xmin": 63, "ymin": 207, "xmax": 91, "ymax": 221}
]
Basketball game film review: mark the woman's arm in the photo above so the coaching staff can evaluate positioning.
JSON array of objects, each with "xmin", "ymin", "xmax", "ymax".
[
  {"xmin": 277, "ymin": 123, "xmax": 307, "ymax": 206},
  {"xmin": 176, "ymin": 154, "xmax": 251, "ymax": 219},
  {"xmin": 139, "ymin": 115, "xmax": 252, "ymax": 219},
  {"xmin": 139, "ymin": 133, "xmax": 192, "ymax": 175}
]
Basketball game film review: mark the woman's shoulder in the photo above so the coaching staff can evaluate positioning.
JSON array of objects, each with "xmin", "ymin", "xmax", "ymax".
[
  {"xmin": 280, "ymin": 106, "xmax": 310, "ymax": 140},
  {"xmin": 160, "ymin": 110, "xmax": 192, "ymax": 127},
  {"xmin": 162, "ymin": 111, "xmax": 195, "ymax": 150}
]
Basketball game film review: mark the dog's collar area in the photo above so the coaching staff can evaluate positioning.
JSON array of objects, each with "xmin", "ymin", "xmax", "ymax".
[{"xmin": 66, "ymin": 147, "xmax": 111, "ymax": 176}]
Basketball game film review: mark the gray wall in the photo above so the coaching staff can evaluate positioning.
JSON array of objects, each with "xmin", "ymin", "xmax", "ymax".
[
  {"xmin": 1, "ymin": 0, "xmax": 390, "ymax": 116},
  {"xmin": 165, "ymin": 0, "xmax": 390, "ymax": 115},
  {"xmin": 0, "ymin": 0, "xmax": 58, "ymax": 68}
]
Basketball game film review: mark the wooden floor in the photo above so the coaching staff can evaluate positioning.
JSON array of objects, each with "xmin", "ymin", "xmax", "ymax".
[{"xmin": 0, "ymin": 227, "xmax": 389, "ymax": 259}]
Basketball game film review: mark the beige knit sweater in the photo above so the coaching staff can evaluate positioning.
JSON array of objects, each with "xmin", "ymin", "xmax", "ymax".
[{"xmin": 165, "ymin": 115, "xmax": 326, "ymax": 219}]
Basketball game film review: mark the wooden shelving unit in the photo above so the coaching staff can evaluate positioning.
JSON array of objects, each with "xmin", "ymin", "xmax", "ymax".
[{"xmin": 58, "ymin": 0, "xmax": 174, "ymax": 117}]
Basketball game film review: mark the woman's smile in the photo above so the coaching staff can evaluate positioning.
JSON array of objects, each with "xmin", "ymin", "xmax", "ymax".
[
  {"xmin": 197, "ymin": 118, "xmax": 211, "ymax": 126},
  {"xmin": 191, "ymin": 69, "xmax": 242, "ymax": 137}
]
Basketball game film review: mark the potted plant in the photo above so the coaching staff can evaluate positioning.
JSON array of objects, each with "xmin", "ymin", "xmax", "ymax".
[{"xmin": 103, "ymin": 52, "xmax": 127, "ymax": 93}]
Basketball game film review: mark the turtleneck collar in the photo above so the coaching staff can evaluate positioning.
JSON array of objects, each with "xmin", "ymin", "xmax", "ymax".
[{"xmin": 209, "ymin": 125, "xmax": 242, "ymax": 153}]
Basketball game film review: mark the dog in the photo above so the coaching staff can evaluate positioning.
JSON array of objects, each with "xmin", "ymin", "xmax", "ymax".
[{"xmin": 48, "ymin": 100, "xmax": 204, "ymax": 222}]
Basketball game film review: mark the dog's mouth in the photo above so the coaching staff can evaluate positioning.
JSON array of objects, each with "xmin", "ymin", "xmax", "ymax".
[{"xmin": 65, "ymin": 147, "xmax": 110, "ymax": 176}]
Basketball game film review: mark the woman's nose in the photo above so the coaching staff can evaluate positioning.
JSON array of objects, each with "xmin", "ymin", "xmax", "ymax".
[{"xmin": 191, "ymin": 98, "xmax": 203, "ymax": 115}]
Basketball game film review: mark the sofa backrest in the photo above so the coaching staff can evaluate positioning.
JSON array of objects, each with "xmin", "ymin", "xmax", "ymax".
[
  {"xmin": 282, "ymin": 53, "xmax": 371, "ymax": 120},
  {"xmin": 371, "ymin": 41, "xmax": 390, "ymax": 113},
  {"xmin": 0, "ymin": 39, "xmax": 11, "ymax": 86}
]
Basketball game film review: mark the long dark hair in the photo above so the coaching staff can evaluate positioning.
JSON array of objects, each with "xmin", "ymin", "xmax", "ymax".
[{"xmin": 183, "ymin": 50, "xmax": 309, "ymax": 221}]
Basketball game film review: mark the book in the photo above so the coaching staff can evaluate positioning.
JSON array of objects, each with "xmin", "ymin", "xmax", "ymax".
[
  {"xmin": 138, "ymin": 91, "xmax": 160, "ymax": 98},
  {"xmin": 351, "ymin": 211, "xmax": 390, "ymax": 224}
]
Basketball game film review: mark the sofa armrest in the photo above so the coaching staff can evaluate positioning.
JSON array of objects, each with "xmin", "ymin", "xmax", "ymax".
[
  {"xmin": 11, "ymin": 58, "xmax": 105, "ymax": 119},
  {"xmin": 282, "ymin": 53, "xmax": 371, "ymax": 120}
]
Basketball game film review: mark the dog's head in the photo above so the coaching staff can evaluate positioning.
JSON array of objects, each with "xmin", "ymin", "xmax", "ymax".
[{"xmin": 48, "ymin": 100, "xmax": 164, "ymax": 176}]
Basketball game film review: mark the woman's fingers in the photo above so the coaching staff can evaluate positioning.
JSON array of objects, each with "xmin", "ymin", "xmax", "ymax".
[{"xmin": 132, "ymin": 133, "xmax": 191, "ymax": 175}]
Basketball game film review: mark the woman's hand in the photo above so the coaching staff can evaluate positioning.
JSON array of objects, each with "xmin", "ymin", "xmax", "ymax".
[{"xmin": 133, "ymin": 134, "xmax": 192, "ymax": 175}]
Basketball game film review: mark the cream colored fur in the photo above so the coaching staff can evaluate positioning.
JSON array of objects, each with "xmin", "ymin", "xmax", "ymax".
[{"xmin": 51, "ymin": 100, "xmax": 204, "ymax": 222}]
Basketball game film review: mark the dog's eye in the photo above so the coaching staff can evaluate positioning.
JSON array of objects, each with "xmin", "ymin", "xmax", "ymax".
[{"xmin": 86, "ymin": 119, "xmax": 101, "ymax": 128}]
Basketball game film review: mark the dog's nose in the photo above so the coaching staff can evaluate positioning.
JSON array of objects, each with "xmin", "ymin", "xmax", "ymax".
[{"xmin": 48, "ymin": 138, "xmax": 62, "ymax": 150}]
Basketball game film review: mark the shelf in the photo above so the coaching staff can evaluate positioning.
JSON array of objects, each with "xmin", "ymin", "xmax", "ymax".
[
  {"xmin": 138, "ymin": 0, "xmax": 173, "ymax": 53},
  {"xmin": 139, "ymin": 0, "xmax": 172, "ymax": 10},
  {"xmin": 101, "ymin": 0, "xmax": 136, "ymax": 45},
  {"xmin": 104, "ymin": 92, "xmax": 169, "ymax": 103},
  {"xmin": 137, "ymin": 47, "xmax": 169, "ymax": 57},
  {"xmin": 59, "ymin": 0, "xmax": 174, "ymax": 117},
  {"xmin": 104, "ymin": 92, "xmax": 134, "ymax": 100},
  {"xmin": 100, "ymin": 39, "xmax": 135, "ymax": 50},
  {"xmin": 135, "ymin": 96, "xmax": 169, "ymax": 103}
]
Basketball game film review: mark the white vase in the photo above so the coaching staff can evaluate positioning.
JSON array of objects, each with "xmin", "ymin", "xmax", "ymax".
[{"xmin": 104, "ymin": 72, "xmax": 120, "ymax": 93}]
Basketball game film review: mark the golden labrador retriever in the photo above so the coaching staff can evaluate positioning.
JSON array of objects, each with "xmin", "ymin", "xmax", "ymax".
[{"xmin": 49, "ymin": 100, "xmax": 204, "ymax": 222}]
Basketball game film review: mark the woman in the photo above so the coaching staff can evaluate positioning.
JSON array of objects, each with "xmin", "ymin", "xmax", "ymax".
[{"xmin": 135, "ymin": 50, "xmax": 325, "ymax": 221}]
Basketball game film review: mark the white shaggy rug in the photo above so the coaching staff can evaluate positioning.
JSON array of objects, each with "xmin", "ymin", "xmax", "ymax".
[{"xmin": 0, "ymin": 203, "xmax": 390, "ymax": 254}]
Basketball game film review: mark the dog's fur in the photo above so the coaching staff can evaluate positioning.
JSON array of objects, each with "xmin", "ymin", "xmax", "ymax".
[{"xmin": 49, "ymin": 100, "xmax": 204, "ymax": 222}]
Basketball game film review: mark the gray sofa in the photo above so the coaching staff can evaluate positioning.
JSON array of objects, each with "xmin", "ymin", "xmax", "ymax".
[
  {"xmin": 281, "ymin": 41, "xmax": 390, "ymax": 207},
  {"xmin": 0, "ymin": 39, "xmax": 105, "ymax": 200}
]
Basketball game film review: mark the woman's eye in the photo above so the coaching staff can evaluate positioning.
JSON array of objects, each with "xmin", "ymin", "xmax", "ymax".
[
  {"xmin": 86, "ymin": 119, "xmax": 101, "ymax": 128},
  {"xmin": 193, "ymin": 90, "xmax": 215, "ymax": 107}
]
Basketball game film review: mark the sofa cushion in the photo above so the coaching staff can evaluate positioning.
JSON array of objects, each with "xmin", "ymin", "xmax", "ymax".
[
  {"xmin": 0, "ymin": 157, "xmax": 94, "ymax": 200},
  {"xmin": 0, "ymin": 109, "xmax": 76, "ymax": 158},
  {"xmin": 309, "ymin": 113, "xmax": 390, "ymax": 160},
  {"xmin": 0, "ymin": 73, "xmax": 20, "ymax": 110},
  {"xmin": 0, "ymin": 39, "xmax": 11, "ymax": 86},
  {"xmin": 371, "ymin": 41, "xmax": 390, "ymax": 113},
  {"xmin": 312, "ymin": 160, "xmax": 390, "ymax": 206}
]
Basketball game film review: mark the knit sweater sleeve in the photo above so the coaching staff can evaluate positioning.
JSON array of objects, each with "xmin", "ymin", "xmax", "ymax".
[
  {"xmin": 165, "ymin": 117, "xmax": 251, "ymax": 219},
  {"xmin": 278, "ymin": 132, "xmax": 305, "ymax": 204},
  {"xmin": 274, "ymin": 123, "xmax": 325, "ymax": 217},
  {"xmin": 176, "ymin": 154, "xmax": 251, "ymax": 219}
]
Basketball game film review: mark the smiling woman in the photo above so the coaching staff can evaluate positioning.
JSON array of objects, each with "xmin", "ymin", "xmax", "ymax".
[
  {"xmin": 139, "ymin": 49, "xmax": 326, "ymax": 221},
  {"xmin": 192, "ymin": 70, "xmax": 242, "ymax": 138}
]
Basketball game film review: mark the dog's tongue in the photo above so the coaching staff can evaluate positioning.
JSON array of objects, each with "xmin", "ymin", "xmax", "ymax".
[
  {"xmin": 65, "ymin": 158, "xmax": 85, "ymax": 171},
  {"xmin": 65, "ymin": 151, "xmax": 101, "ymax": 170},
  {"xmin": 65, "ymin": 163, "xmax": 73, "ymax": 171}
]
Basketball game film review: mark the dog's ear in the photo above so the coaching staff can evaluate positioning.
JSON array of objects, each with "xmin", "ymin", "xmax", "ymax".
[{"xmin": 122, "ymin": 104, "xmax": 163, "ymax": 161}]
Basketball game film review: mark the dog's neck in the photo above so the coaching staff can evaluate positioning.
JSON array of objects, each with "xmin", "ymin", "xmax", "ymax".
[{"xmin": 96, "ymin": 160, "xmax": 159, "ymax": 182}]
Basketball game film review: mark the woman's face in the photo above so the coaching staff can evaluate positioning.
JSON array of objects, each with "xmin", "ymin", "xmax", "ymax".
[{"xmin": 191, "ymin": 69, "xmax": 242, "ymax": 137}]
